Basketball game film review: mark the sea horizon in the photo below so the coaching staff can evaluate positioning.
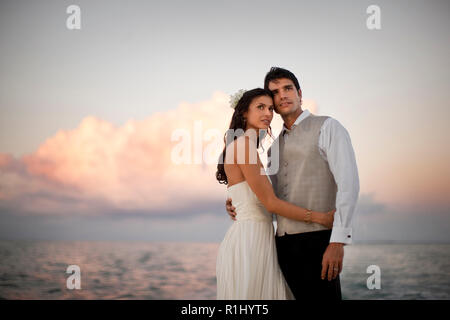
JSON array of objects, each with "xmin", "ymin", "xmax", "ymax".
[
  {"xmin": 1, "ymin": 238, "xmax": 449, "ymax": 244},
  {"xmin": 0, "ymin": 240, "xmax": 449, "ymax": 300}
]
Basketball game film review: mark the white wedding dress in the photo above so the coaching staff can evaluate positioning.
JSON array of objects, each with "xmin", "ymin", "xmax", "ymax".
[{"xmin": 216, "ymin": 180, "xmax": 294, "ymax": 300}]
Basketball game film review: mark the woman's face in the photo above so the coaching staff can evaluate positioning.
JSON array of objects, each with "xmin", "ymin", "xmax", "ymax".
[{"xmin": 243, "ymin": 95, "xmax": 274, "ymax": 131}]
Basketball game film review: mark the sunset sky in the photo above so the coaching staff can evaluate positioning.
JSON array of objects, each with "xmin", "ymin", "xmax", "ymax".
[{"xmin": 0, "ymin": 0, "xmax": 449, "ymax": 242}]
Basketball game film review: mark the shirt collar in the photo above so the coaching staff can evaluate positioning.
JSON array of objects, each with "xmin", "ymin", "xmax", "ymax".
[{"xmin": 282, "ymin": 109, "xmax": 311, "ymax": 135}]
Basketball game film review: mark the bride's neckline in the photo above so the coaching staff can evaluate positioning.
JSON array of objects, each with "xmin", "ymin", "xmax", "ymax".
[{"xmin": 227, "ymin": 180, "xmax": 247, "ymax": 190}]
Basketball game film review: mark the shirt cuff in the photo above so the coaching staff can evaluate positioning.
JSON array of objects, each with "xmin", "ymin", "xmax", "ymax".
[{"xmin": 330, "ymin": 227, "xmax": 353, "ymax": 245}]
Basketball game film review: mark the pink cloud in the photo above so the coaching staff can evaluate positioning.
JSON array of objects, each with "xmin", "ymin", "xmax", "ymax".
[
  {"xmin": 0, "ymin": 92, "xmax": 320, "ymax": 217},
  {"xmin": 1, "ymin": 92, "xmax": 230, "ymax": 216}
]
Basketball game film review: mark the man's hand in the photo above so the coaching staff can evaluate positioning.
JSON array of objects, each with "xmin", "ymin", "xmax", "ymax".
[
  {"xmin": 226, "ymin": 198, "xmax": 237, "ymax": 221},
  {"xmin": 321, "ymin": 242, "xmax": 344, "ymax": 281}
]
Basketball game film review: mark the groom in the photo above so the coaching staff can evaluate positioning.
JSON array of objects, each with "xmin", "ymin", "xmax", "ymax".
[{"xmin": 226, "ymin": 67, "xmax": 359, "ymax": 300}]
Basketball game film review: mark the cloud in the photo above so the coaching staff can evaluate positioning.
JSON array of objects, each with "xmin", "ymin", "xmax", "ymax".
[
  {"xmin": 354, "ymin": 193, "xmax": 387, "ymax": 216},
  {"xmin": 1, "ymin": 92, "xmax": 231, "ymax": 217},
  {"xmin": 0, "ymin": 92, "xmax": 319, "ymax": 218},
  {"xmin": 4, "ymin": 91, "xmax": 449, "ymax": 243},
  {"xmin": 351, "ymin": 194, "xmax": 450, "ymax": 243}
]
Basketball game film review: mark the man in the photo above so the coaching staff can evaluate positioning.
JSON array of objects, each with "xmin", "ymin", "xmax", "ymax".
[{"xmin": 226, "ymin": 67, "xmax": 359, "ymax": 300}]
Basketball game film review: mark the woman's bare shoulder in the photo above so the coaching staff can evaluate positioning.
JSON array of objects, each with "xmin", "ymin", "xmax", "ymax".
[{"xmin": 224, "ymin": 135, "xmax": 257, "ymax": 165}]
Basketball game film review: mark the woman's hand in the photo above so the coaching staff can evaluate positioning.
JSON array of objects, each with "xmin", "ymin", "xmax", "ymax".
[
  {"xmin": 313, "ymin": 209, "xmax": 335, "ymax": 229},
  {"xmin": 226, "ymin": 198, "xmax": 237, "ymax": 221}
]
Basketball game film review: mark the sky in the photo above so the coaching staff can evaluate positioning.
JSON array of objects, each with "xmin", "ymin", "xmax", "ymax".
[{"xmin": 0, "ymin": 0, "xmax": 449, "ymax": 242}]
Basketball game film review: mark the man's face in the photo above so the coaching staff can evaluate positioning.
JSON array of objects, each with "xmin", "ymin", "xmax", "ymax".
[{"xmin": 267, "ymin": 78, "xmax": 302, "ymax": 116}]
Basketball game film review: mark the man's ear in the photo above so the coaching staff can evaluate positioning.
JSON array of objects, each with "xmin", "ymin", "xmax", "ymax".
[{"xmin": 297, "ymin": 88, "xmax": 302, "ymax": 99}]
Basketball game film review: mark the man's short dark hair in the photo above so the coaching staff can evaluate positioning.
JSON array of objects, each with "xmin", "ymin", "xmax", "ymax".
[{"xmin": 264, "ymin": 67, "xmax": 301, "ymax": 91}]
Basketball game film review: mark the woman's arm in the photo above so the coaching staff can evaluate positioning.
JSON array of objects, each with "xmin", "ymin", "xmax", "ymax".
[{"xmin": 234, "ymin": 136, "xmax": 334, "ymax": 228}]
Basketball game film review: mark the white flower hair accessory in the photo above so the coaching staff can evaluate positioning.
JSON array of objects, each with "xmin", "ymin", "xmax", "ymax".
[{"xmin": 229, "ymin": 89, "xmax": 246, "ymax": 109}]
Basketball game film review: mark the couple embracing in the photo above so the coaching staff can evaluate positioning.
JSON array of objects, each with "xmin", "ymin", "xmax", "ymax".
[{"xmin": 215, "ymin": 67, "xmax": 359, "ymax": 300}]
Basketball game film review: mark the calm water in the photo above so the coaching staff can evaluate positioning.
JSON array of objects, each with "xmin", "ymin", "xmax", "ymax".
[{"xmin": 0, "ymin": 241, "xmax": 449, "ymax": 299}]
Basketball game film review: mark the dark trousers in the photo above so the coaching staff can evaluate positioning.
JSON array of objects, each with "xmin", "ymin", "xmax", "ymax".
[{"xmin": 275, "ymin": 229, "xmax": 342, "ymax": 300}]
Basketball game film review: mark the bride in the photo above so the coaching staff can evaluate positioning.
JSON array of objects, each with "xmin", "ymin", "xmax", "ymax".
[{"xmin": 215, "ymin": 88, "xmax": 335, "ymax": 300}]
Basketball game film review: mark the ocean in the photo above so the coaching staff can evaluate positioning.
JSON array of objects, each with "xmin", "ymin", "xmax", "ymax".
[{"xmin": 0, "ymin": 241, "xmax": 449, "ymax": 300}]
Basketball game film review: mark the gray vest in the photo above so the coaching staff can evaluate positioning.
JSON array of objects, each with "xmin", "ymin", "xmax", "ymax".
[{"xmin": 267, "ymin": 114, "xmax": 337, "ymax": 236}]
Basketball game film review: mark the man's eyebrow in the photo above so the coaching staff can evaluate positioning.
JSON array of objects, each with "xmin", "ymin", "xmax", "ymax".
[
  {"xmin": 270, "ymin": 89, "xmax": 278, "ymax": 93},
  {"xmin": 284, "ymin": 84, "xmax": 293, "ymax": 89}
]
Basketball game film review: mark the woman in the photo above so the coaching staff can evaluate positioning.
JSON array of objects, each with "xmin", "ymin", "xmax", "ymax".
[{"xmin": 215, "ymin": 88, "xmax": 335, "ymax": 299}]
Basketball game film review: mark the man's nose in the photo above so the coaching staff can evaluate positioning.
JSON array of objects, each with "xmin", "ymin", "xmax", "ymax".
[{"xmin": 279, "ymin": 91, "xmax": 288, "ymax": 100}]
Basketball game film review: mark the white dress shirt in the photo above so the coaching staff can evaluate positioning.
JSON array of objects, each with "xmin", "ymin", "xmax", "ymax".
[{"xmin": 281, "ymin": 110, "xmax": 360, "ymax": 244}]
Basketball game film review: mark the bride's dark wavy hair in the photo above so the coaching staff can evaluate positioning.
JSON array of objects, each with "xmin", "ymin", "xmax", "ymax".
[{"xmin": 216, "ymin": 88, "xmax": 274, "ymax": 185}]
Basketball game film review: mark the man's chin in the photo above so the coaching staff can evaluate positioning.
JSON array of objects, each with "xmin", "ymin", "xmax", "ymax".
[
  {"xmin": 277, "ymin": 110, "xmax": 292, "ymax": 117},
  {"xmin": 281, "ymin": 105, "xmax": 300, "ymax": 115}
]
